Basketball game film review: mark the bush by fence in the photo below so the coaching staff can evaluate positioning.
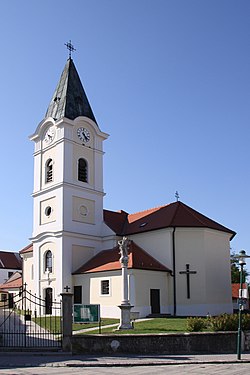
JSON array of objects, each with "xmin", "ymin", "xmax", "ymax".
[{"xmin": 187, "ymin": 313, "xmax": 250, "ymax": 332}]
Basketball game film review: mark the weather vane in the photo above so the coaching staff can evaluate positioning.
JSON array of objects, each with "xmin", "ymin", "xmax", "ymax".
[
  {"xmin": 175, "ymin": 191, "xmax": 180, "ymax": 201},
  {"xmin": 64, "ymin": 40, "xmax": 76, "ymax": 59}
]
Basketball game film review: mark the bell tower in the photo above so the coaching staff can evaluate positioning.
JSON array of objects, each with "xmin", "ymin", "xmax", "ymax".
[{"xmin": 29, "ymin": 55, "xmax": 109, "ymax": 300}]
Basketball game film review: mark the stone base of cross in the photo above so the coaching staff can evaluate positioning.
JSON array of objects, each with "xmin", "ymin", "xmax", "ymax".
[{"xmin": 118, "ymin": 304, "xmax": 134, "ymax": 330}]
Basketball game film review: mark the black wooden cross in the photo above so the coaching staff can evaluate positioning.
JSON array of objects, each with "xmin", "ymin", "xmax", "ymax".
[
  {"xmin": 179, "ymin": 264, "xmax": 197, "ymax": 299},
  {"xmin": 64, "ymin": 285, "xmax": 71, "ymax": 293}
]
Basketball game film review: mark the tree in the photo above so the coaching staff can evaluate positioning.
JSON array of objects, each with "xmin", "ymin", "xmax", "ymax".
[{"xmin": 230, "ymin": 252, "xmax": 249, "ymax": 284}]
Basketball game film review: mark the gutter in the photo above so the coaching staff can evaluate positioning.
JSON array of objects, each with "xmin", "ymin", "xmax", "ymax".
[{"xmin": 172, "ymin": 227, "xmax": 176, "ymax": 316}]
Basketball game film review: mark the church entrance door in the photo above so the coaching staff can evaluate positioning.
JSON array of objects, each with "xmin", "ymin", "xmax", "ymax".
[
  {"xmin": 45, "ymin": 287, "xmax": 53, "ymax": 315},
  {"xmin": 150, "ymin": 289, "xmax": 160, "ymax": 314}
]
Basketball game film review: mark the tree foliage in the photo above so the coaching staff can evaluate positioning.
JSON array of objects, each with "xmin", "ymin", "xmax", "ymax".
[{"xmin": 230, "ymin": 252, "xmax": 249, "ymax": 284}]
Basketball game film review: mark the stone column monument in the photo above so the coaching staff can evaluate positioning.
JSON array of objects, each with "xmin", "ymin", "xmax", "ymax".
[{"xmin": 118, "ymin": 237, "xmax": 133, "ymax": 330}]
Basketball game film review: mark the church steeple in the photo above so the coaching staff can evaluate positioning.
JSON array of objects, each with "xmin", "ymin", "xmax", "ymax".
[{"xmin": 45, "ymin": 58, "xmax": 97, "ymax": 124}]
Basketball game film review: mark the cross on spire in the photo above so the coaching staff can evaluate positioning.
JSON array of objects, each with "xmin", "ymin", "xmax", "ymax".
[
  {"xmin": 175, "ymin": 191, "xmax": 180, "ymax": 201},
  {"xmin": 64, "ymin": 40, "xmax": 76, "ymax": 59},
  {"xmin": 179, "ymin": 264, "xmax": 197, "ymax": 299}
]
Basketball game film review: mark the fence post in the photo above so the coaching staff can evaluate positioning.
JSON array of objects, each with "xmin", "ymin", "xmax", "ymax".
[{"xmin": 60, "ymin": 292, "xmax": 73, "ymax": 352}]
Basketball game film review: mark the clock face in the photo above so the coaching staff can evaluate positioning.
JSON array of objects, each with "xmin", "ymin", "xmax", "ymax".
[
  {"xmin": 44, "ymin": 127, "xmax": 55, "ymax": 144},
  {"xmin": 77, "ymin": 127, "xmax": 90, "ymax": 143}
]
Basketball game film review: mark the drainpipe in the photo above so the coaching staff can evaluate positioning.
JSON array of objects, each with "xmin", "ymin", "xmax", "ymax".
[{"xmin": 172, "ymin": 227, "xmax": 176, "ymax": 316}]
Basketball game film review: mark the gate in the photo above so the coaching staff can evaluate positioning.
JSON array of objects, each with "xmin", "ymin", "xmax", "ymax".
[{"xmin": 0, "ymin": 284, "xmax": 62, "ymax": 349}]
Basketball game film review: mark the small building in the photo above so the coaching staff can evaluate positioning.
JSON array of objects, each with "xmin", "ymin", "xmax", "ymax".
[
  {"xmin": 232, "ymin": 283, "xmax": 249, "ymax": 311},
  {"xmin": 0, "ymin": 251, "xmax": 22, "ymax": 284},
  {"xmin": 0, "ymin": 271, "xmax": 22, "ymax": 308}
]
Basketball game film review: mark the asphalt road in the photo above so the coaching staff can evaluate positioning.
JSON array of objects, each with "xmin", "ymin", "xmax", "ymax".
[{"xmin": 0, "ymin": 363, "xmax": 250, "ymax": 375}]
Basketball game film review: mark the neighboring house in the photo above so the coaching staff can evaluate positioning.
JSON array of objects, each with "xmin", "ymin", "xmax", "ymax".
[
  {"xmin": 0, "ymin": 251, "xmax": 22, "ymax": 284},
  {"xmin": 232, "ymin": 283, "xmax": 249, "ymax": 311},
  {"xmin": 20, "ymin": 57, "xmax": 235, "ymax": 318},
  {"xmin": 0, "ymin": 271, "xmax": 22, "ymax": 308}
]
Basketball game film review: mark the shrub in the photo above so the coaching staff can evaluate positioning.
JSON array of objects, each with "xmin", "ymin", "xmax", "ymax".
[
  {"xmin": 187, "ymin": 317, "xmax": 206, "ymax": 332},
  {"xmin": 242, "ymin": 314, "xmax": 250, "ymax": 331},
  {"xmin": 209, "ymin": 314, "xmax": 238, "ymax": 331}
]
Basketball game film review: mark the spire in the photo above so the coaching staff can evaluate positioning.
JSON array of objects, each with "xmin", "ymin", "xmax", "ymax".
[{"xmin": 45, "ymin": 58, "xmax": 97, "ymax": 124}]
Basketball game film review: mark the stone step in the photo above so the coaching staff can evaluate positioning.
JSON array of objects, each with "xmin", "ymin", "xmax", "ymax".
[{"xmin": 146, "ymin": 313, "xmax": 171, "ymax": 318}]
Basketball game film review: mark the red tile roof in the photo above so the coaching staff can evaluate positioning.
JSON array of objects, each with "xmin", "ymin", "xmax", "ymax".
[
  {"xmin": 73, "ymin": 241, "xmax": 171, "ymax": 274},
  {"xmin": 0, "ymin": 251, "xmax": 22, "ymax": 270},
  {"xmin": 232, "ymin": 283, "xmax": 248, "ymax": 299},
  {"xmin": 19, "ymin": 244, "xmax": 33, "ymax": 254},
  {"xmin": 0, "ymin": 271, "xmax": 22, "ymax": 290},
  {"xmin": 104, "ymin": 201, "xmax": 236, "ymax": 239}
]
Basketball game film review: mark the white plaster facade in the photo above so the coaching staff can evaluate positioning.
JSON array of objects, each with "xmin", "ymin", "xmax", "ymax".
[{"xmin": 26, "ymin": 114, "xmax": 110, "ymax": 302}]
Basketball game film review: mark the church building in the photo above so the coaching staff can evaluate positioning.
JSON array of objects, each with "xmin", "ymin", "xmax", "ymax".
[{"xmin": 20, "ymin": 55, "xmax": 235, "ymax": 318}]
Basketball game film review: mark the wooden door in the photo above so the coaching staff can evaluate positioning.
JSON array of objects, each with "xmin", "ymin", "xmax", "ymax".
[{"xmin": 150, "ymin": 289, "xmax": 160, "ymax": 314}]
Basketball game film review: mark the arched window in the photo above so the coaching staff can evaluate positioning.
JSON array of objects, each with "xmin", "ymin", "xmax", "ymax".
[
  {"xmin": 46, "ymin": 159, "xmax": 53, "ymax": 183},
  {"xmin": 45, "ymin": 250, "xmax": 52, "ymax": 272},
  {"xmin": 78, "ymin": 158, "xmax": 88, "ymax": 182}
]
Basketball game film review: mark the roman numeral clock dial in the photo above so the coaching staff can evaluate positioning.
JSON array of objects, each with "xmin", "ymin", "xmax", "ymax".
[{"xmin": 77, "ymin": 127, "xmax": 90, "ymax": 143}]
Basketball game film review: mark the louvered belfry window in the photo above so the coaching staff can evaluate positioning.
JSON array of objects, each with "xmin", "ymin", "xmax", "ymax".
[
  {"xmin": 46, "ymin": 159, "xmax": 53, "ymax": 183},
  {"xmin": 78, "ymin": 158, "xmax": 88, "ymax": 182}
]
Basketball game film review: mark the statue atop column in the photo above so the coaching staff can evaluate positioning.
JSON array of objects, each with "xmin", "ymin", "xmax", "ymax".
[{"xmin": 118, "ymin": 237, "xmax": 130, "ymax": 267}]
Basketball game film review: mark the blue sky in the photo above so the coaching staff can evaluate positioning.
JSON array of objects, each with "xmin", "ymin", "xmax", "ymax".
[{"xmin": 0, "ymin": 1, "xmax": 249, "ymax": 270}]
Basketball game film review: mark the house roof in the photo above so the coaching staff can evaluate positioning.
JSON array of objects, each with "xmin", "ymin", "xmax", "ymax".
[
  {"xmin": 104, "ymin": 201, "xmax": 236, "ymax": 239},
  {"xmin": 19, "ymin": 244, "xmax": 33, "ymax": 255},
  {"xmin": 73, "ymin": 241, "xmax": 171, "ymax": 274},
  {"xmin": 45, "ymin": 58, "xmax": 97, "ymax": 124},
  {"xmin": 0, "ymin": 251, "xmax": 22, "ymax": 270},
  {"xmin": 232, "ymin": 283, "xmax": 249, "ymax": 299},
  {"xmin": 0, "ymin": 271, "xmax": 22, "ymax": 291}
]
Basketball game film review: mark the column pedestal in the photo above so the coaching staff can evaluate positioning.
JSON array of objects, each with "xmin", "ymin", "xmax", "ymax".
[{"xmin": 118, "ymin": 304, "xmax": 134, "ymax": 330}]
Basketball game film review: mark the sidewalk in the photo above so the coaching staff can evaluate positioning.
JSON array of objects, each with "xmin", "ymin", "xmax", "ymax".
[{"xmin": 0, "ymin": 352, "xmax": 250, "ymax": 368}]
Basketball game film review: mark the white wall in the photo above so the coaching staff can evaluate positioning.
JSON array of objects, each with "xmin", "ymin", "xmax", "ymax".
[{"xmin": 174, "ymin": 228, "xmax": 233, "ymax": 316}]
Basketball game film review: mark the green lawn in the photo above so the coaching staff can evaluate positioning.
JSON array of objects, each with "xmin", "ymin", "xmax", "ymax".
[
  {"xmin": 73, "ymin": 318, "xmax": 119, "ymax": 331},
  {"xmin": 80, "ymin": 318, "xmax": 188, "ymax": 335},
  {"xmin": 32, "ymin": 316, "xmax": 119, "ymax": 333},
  {"xmin": 32, "ymin": 316, "xmax": 199, "ymax": 335},
  {"xmin": 33, "ymin": 316, "xmax": 62, "ymax": 333}
]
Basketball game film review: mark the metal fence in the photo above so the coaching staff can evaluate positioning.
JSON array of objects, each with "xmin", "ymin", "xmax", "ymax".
[{"xmin": 0, "ymin": 285, "xmax": 62, "ymax": 349}]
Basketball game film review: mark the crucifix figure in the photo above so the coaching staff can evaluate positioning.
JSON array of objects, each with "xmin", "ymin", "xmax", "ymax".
[{"xmin": 179, "ymin": 264, "xmax": 197, "ymax": 299}]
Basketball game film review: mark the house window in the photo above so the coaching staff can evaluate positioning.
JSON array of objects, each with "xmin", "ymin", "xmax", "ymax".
[
  {"xmin": 1, "ymin": 293, "xmax": 7, "ymax": 302},
  {"xmin": 45, "ymin": 250, "xmax": 52, "ymax": 272},
  {"xmin": 78, "ymin": 158, "xmax": 88, "ymax": 183},
  {"xmin": 101, "ymin": 280, "xmax": 110, "ymax": 295},
  {"xmin": 8, "ymin": 271, "xmax": 13, "ymax": 278},
  {"xmin": 74, "ymin": 286, "xmax": 82, "ymax": 304},
  {"xmin": 46, "ymin": 159, "xmax": 53, "ymax": 183}
]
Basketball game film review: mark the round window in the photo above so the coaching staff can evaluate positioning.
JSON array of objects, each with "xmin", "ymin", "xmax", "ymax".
[{"xmin": 45, "ymin": 206, "xmax": 52, "ymax": 216}]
